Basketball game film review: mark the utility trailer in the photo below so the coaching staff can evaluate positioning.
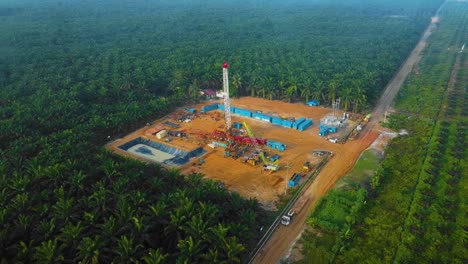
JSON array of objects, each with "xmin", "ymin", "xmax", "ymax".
[{"xmin": 281, "ymin": 197, "xmax": 310, "ymax": 226}]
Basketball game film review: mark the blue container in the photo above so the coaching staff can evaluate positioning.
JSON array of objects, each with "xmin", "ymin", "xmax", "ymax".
[
  {"xmin": 288, "ymin": 173, "xmax": 302, "ymax": 187},
  {"xmin": 269, "ymin": 154, "xmax": 281, "ymax": 162},
  {"xmin": 233, "ymin": 122, "xmax": 243, "ymax": 129},
  {"xmin": 217, "ymin": 104, "xmax": 235, "ymax": 112},
  {"xmin": 282, "ymin": 120, "xmax": 294, "ymax": 128},
  {"xmin": 213, "ymin": 141, "xmax": 227, "ymax": 148},
  {"xmin": 319, "ymin": 127, "xmax": 329, "ymax": 136},
  {"xmin": 298, "ymin": 119, "xmax": 313, "ymax": 131},
  {"xmin": 266, "ymin": 140, "xmax": 286, "ymax": 151},
  {"xmin": 293, "ymin": 117, "xmax": 306, "ymax": 129},
  {"xmin": 306, "ymin": 100, "xmax": 319, "ymax": 106},
  {"xmin": 201, "ymin": 103, "xmax": 218, "ymax": 113},
  {"xmin": 271, "ymin": 117, "xmax": 283, "ymax": 125},
  {"xmin": 235, "ymin": 109, "xmax": 252, "ymax": 117},
  {"xmin": 266, "ymin": 140, "xmax": 280, "ymax": 146},
  {"xmin": 253, "ymin": 113, "xmax": 272, "ymax": 122}
]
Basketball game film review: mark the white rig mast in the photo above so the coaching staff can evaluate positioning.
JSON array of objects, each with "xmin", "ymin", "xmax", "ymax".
[{"xmin": 222, "ymin": 61, "xmax": 232, "ymax": 130}]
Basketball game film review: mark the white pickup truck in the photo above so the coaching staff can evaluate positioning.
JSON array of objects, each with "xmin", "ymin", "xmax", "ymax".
[{"xmin": 281, "ymin": 197, "xmax": 310, "ymax": 226}]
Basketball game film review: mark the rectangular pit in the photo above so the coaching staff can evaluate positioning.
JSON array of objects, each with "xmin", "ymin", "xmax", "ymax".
[{"xmin": 119, "ymin": 137, "xmax": 206, "ymax": 167}]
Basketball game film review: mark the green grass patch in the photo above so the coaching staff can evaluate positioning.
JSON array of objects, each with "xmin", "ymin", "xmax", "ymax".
[
  {"xmin": 334, "ymin": 149, "xmax": 382, "ymax": 190},
  {"xmin": 300, "ymin": 149, "xmax": 381, "ymax": 263}
]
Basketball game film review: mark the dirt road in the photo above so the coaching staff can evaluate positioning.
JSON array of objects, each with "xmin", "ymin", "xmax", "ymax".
[
  {"xmin": 252, "ymin": 5, "xmax": 444, "ymax": 263},
  {"xmin": 372, "ymin": 12, "xmax": 441, "ymax": 124}
]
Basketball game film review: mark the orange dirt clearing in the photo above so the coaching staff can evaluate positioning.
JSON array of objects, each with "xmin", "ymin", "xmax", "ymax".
[{"xmin": 107, "ymin": 97, "xmax": 364, "ymax": 205}]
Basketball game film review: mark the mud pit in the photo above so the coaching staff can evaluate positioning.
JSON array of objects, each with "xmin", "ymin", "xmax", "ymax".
[{"xmin": 107, "ymin": 97, "xmax": 363, "ymax": 204}]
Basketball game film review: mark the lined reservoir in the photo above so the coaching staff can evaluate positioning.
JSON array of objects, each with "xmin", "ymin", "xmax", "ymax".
[{"xmin": 119, "ymin": 137, "xmax": 206, "ymax": 166}]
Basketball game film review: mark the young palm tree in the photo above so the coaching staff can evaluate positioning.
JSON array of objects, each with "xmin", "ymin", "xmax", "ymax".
[
  {"xmin": 340, "ymin": 87, "xmax": 353, "ymax": 112},
  {"xmin": 177, "ymin": 236, "xmax": 202, "ymax": 263},
  {"xmin": 141, "ymin": 248, "xmax": 168, "ymax": 264},
  {"xmin": 53, "ymin": 186, "xmax": 74, "ymax": 221},
  {"xmin": 352, "ymin": 88, "xmax": 367, "ymax": 113},
  {"xmin": 116, "ymin": 235, "xmax": 142, "ymax": 262},
  {"xmin": 277, "ymin": 79, "xmax": 287, "ymax": 99},
  {"xmin": 201, "ymin": 249, "xmax": 223, "ymax": 264},
  {"xmin": 285, "ymin": 83, "xmax": 298, "ymax": 102},
  {"xmin": 327, "ymin": 81, "xmax": 338, "ymax": 105},
  {"xmin": 266, "ymin": 87, "xmax": 275, "ymax": 100},
  {"xmin": 182, "ymin": 214, "xmax": 209, "ymax": 240},
  {"xmin": 33, "ymin": 239, "xmax": 64, "ymax": 263},
  {"xmin": 231, "ymin": 74, "xmax": 242, "ymax": 97},
  {"xmin": 223, "ymin": 236, "xmax": 245, "ymax": 263},
  {"xmin": 301, "ymin": 84, "xmax": 312, "ymax": 103},
  {"xmin": 312, "ymin": 79, "xmax": 326, "ymax": 103},
  {"xmin": 188, "ymin": 80, "xmax": 200, "ymax": 100}
]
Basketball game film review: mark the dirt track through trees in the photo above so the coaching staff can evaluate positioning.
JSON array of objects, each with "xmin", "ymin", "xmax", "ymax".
[{"xmin": 252, "ymin": 4, "xmax": 445, "ymax": 263}]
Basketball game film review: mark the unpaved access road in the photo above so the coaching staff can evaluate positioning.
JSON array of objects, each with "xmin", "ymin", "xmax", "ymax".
[{"xmin": 252, "ymin": 4, "xmax": 444, "ymax": 263}]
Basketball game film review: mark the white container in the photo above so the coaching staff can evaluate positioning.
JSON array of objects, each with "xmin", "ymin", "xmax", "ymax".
[{"xmin": 156, "ymin": 130, "xmax": 167, "ymax": 139}]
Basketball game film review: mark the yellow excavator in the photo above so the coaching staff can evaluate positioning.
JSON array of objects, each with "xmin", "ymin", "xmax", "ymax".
[{"xmin": 243, "ymin": 121, "xmax": 280, "ymax": 171}]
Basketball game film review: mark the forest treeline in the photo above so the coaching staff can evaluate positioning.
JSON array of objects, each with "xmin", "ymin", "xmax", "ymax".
[
  {"xmin": 0, "ymin": 0, "xmax": 446, "ymax": 262},
  {"xmin": 299, "ymin": 2, "xmax": 467, "ymax": 263}
]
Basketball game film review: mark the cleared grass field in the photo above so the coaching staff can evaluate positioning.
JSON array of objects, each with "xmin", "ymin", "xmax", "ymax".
[{"xmin": 334, "ymin": 149, "xmax": 383, "ymax": 190}]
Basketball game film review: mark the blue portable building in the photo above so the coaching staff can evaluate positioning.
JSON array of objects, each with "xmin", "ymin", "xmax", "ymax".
[
  {"xmin": 288, "ymin": 173, "xmax": 302, "ymax": 187},
  {"xmin": 233, "ymin": 122, "xmax": 243, "ymax": 129},
  {"xmin": 201, "ymin": 103, "xmax": 218, "ymax": 113},
  {"xmin": 306, "ymin": 100, "xmax": 319, "ymax": 106},
  {"xmin": 234, "ymin": 108, "xmax": 253, "ymax": 118},
  {"xmin": 266, "ymin": 140, "xmax": 287, "ymax": 152},
  {"xmin": 271, "ymin": 117, "xmax": 283, "ymax": 125},
  {"xmin": 253, "ymin": 112, "xmax": 272, "ymax": 122},
  {"xmin": 298, "ymin": 119, "xmax": 313, "ymax": 131},
  {"xmin": 319, "ymin": 129, "xmax": 328, "ymax": 137},
  {"xmin": 282, "ymin": 120, "xmax": 294, "ymax": 128},
  {"xmin": 293, "ymin": 117, "xmax": 306, "ymax": 129},
  {"xmin": 319, "ymin": 124, "xmax": 337, "ymax": 134},
  {"xmin": 218, "ymin": 104, "xmax": 235, "ymax": 112}
]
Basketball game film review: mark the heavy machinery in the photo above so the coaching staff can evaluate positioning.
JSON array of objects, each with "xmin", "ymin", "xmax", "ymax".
[
  {"xmin": 302, "ymin": 162, "xmax": 311, "ymax": 173},
  {"xmin": 281, "ymin": 197, "xmax": 310, "ymax": 226},
  {"xmin": 349, "ymin": 114, "xmax": 371, "ymax": 141},
  {"xmin": 243, "ymin": 121, "xmax": 280, "ymax": 171}
]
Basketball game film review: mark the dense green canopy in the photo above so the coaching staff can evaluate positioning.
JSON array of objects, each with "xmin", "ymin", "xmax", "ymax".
[{"xmin": 0, "ymin": 0, "xmax": 445, "ymax": 262}]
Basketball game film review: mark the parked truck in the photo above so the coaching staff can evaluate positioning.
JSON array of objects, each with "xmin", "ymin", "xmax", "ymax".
[{"xmin": 281, "ymin": 196, "xmax": 310, "ymax": 226}]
